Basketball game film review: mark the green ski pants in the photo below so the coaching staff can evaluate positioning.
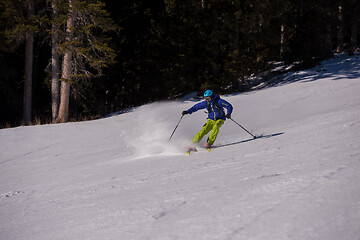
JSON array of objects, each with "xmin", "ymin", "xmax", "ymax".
[{"xmin": 192, "ymin": 119, "xmax": 225, "ymax": 145}]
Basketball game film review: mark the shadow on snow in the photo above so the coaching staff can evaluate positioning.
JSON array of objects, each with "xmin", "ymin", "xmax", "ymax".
[{"xmin": 214, "ymin": 132, "xmax": 284, "ymax": 149}]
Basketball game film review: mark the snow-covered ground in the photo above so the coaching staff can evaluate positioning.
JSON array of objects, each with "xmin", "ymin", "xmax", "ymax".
[{"xmin": 1, "ymin": 54, "xmax": 360, "ymax": 240}]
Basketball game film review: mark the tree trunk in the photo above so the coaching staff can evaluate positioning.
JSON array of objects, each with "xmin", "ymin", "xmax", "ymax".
[
  {"xmin": 280, "ymin": 23, "xmax": 286, "ymax": 59},
  {"xmin": 336, "ymin": 4, "xmax": 344, "ymax": 52},
  {"xmin": 325, "ymin": 22, "xmax": 333, "ymax": 57},
  {"xmin": 57, "ymin": 0, "xmax": 74, "ymax": 123},
  {"xmin": 351, "ymin": 23, "xmax": 358, "ymax": 50},
  {"xmin": 23, "ymin": 0, "xmax": 34, "ymax": 126},
  {"xmin": 51, "ymin": 0, "xmax": 60, "ymax": 123},
  {"xmin": 350, "ymin": 0, "xmax": 358, "ymax": 51},
  {"xmin": 210, "ymin": 7, "xmax": 219, "ymax": 77}
]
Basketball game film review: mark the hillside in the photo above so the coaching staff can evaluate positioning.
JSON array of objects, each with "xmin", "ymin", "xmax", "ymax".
[{"xmin": 1, "ymin": 54, "xmax": 360, "ymax": 240}]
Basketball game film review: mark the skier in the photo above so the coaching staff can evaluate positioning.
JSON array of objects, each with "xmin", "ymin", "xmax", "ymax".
[{"xmin": 182, "ymin": 90, "xmax": 233, "ymax": 149}]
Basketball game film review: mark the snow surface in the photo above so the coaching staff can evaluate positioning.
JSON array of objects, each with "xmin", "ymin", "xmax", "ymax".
[{"xmin": 1, "ymin": 54, "xmax": 360, "ymax": 240}]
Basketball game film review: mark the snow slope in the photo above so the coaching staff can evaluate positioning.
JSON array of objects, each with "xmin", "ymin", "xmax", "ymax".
[{"xmin": 1, "ymin": 54, "xmax": 360, "ymax": 240}]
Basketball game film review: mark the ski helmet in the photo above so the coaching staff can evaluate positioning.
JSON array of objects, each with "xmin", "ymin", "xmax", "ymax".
[{"xmin": 204, "ymin": 90, "xmax": 213, "ymax": 98}]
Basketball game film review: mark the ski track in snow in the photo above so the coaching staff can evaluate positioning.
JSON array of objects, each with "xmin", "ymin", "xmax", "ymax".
[{"xmin": 1, "ymin": 53, "xmax": 360, "ymax": 240}]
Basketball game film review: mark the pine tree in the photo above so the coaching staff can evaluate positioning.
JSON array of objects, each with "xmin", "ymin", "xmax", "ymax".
[
  {"xmin": 53, "ymin": 0, "xmax": 117, "ymax": 123},
  {"xmin": 2, "ymin": 0, "xmax": 40, "ymax": 125},
  {"xmin": 337, "ymin": 1, "xmax": 345, "ymax": 52},
  {"xmin": 51, "ymin": 0, "xmax": 60, "ymax": 122},
  {"xmin": 56, "ymin": 0, "xmax": 74, "ymax": 123},
  {"xmin": 23, "ymin": 0, "xmax": 35, "ymax": 126}
]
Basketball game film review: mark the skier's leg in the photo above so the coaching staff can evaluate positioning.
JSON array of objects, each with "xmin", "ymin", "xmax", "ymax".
[
  {"xmin": 192, "ymin": 120, "xmax": 214, "ymax": 144},
  {"xmin": 207, "ymin": 119, "xmax": 224, "ymax": 145}
]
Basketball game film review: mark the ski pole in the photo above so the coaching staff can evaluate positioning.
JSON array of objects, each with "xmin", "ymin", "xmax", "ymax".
[
  {"xmin": 168, "ymin": 115, "xmax": 184, "ymax": 141},
  {"xmin": 229, "ymin": 117, "xmax": 257, "ymax": 139}
]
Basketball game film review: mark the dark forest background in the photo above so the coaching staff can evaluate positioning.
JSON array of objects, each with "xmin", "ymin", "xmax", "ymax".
[{"xmin": 0, "ymin": 0, "xmax": 359, "ymax": 128}]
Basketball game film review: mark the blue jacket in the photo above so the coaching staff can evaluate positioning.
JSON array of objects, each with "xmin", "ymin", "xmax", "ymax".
[{"xmin": 187, "ymin": 94, "xmax": 233, "ymax": 120}]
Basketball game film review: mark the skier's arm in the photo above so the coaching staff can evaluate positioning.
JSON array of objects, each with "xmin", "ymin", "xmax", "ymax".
[
  {"xmin": 187, "ymin": 101, "xmax": 207, "ymax": 114},
  {"xmin": 219, "ymin": 99, "xmax": 233, "ymax": 115}
]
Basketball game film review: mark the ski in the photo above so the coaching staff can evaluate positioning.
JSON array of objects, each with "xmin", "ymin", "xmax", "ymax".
[
  {"xmin": 186, "ymin": 146, "xmax": 211, "ymax": 155},
  {"xmin": 186, "ymin": 147, "xmax": 198, "ymax": 155}
]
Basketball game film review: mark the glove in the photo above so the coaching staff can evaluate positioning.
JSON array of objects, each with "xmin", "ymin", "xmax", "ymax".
[
  {"xmin": 182, "ymin": 110, "xmax": 188, "ymax": 116},
  {"xmin": 225, "ymin": 114, "xmax": 231, "ymax": 119}
]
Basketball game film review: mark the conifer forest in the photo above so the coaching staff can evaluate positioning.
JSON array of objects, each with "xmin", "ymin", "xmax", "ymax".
[{"xmin": 0, "ymin": 0, "xmax": 359, "ymax": 127}]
